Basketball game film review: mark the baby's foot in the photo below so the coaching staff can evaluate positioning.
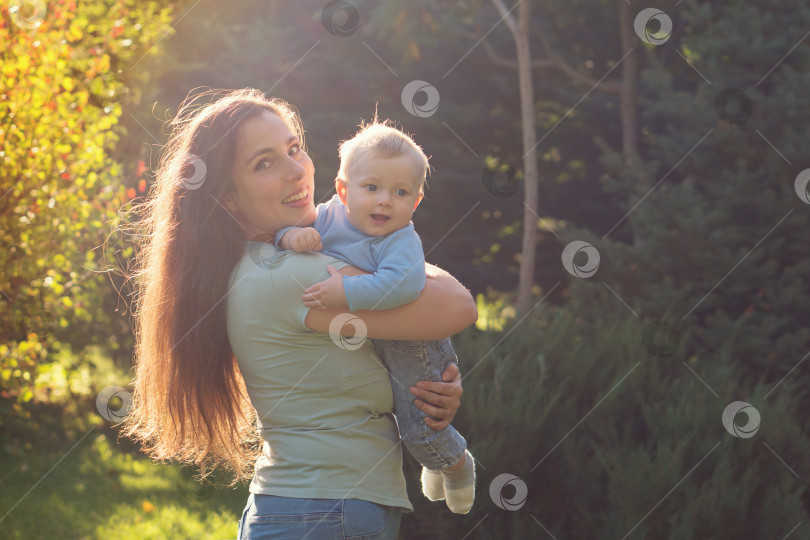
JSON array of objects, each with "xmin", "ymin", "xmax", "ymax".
[
  {"xmin": 421, "ymin": 467, "xmax": 445, "ymax": 501},
  {"xmin": 442, "ymin": 449, "xmax": 476, "ymax": 514}
]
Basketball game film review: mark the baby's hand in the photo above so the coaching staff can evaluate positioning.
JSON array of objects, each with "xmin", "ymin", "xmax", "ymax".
[
  {"xmin": 302, "ymin": 265, "xmax": 347, "ymax": 310},
  {"xmin": 280, "ymin": 227, "xmax": 322, "ymax": 252}
]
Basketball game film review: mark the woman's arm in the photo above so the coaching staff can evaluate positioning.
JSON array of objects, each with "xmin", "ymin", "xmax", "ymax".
[
  {"xmin": 304, "ymin": 263, "xmax": 471, "ymax": 429},
  {"xmin": 304, "ymin": 263, "xmax": 477, "ymax": 340}
]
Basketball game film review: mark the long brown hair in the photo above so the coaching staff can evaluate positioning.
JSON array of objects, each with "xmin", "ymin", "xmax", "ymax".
[{"xmin": 120, "ymin": 88, "xmax": 305, "ymax": 484}]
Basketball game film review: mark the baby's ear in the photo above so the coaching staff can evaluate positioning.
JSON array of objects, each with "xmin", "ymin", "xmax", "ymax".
[
  {"xmin": 335, "ymin": 177, "xmax": 348, "ymax": 205},
  {"xmin": 413, "ymin": 192, "xmax": 424, "ymax": 211}
]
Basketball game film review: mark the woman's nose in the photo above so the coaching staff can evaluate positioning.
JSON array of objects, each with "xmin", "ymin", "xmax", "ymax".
[{"xmin": 284, "ymin": 155, "xmax": 306, "ymax": 181}]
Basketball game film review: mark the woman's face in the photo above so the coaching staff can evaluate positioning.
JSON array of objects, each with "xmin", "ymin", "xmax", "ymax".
[{"xmin": 226, "ymin": 110, "xmax": 316, "ymax": 238}]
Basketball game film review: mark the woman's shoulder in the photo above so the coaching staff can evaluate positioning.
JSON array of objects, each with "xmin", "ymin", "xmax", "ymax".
[
  {"xmin": 227, "ymin": 242, "xmax": 351, "ymax": 333},
  {"xmin": 233, "ymin": 241, "xmax": 350, "ymax": 285}
]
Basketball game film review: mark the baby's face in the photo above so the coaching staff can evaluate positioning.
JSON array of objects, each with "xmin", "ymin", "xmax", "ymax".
[{"xmin": 338, "ymin": 154, "xmax": 424, "ymax": 237}]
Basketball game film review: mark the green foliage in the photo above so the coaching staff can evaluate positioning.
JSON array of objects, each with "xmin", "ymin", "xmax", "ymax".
[
  {"xmin": 583, "ymin": 0, "xmax": 810, "ymax": 392},
  {"xmin": 399, "ymin": 309, "xmax": 809, "ymax": 539},
  {"xmin": 0, "ymin": 1, "xmax": 172, "ymax": 424}
]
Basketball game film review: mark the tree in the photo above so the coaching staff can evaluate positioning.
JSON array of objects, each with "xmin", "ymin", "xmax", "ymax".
[
  {"xmin": 0, "ymin": 0, "xmax": 172, "ymax": 425},
  {"xmin": 484, "ymin": 0, "xmax": 655, "ymax": 310},
  {"xmin": 366, "ymin": 0, "xmax": 648, "ymax": 313},
  {"xmin": 564, "ymin": 0, "xmax": 810, "ymax": 405},
  {"xmin": 488, "ymin": 0, "xmax": 540, "ymax": 315}
]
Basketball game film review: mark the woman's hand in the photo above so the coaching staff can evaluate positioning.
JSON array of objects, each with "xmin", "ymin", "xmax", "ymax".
[{"xmin": 409, "ymin": 362, "xmax": 463, "ymax": 430}]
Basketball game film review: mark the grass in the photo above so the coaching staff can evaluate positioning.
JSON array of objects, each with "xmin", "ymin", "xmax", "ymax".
[
  {"xmin": 1, "ymin": 345, "xmax": 250, "ymax": 539},
  {"xmin": 0, "ymin": 426, "xmax": 249, "ymax": 539}
]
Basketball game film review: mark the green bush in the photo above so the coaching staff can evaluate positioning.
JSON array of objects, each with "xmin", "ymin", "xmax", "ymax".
[
  {"xmin": 400, "ymin": 307, "xmax": 809, "ymax": 539},
  {"xmin": 0, "ymin": 0, "xmax": 172, "ymax": 435}
]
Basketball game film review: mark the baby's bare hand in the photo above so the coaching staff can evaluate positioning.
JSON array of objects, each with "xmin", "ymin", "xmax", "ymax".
[
  {"xmin": 303, "ymin": 266, "xmax": 347, "ymax": 309},
  {"xmin": 283, "ymin": 228, "xmax": 322, "ymax": 252}
]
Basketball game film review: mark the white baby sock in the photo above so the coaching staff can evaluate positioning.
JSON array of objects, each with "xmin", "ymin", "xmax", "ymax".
[
  {"xmin": 421, "ymin": 466, "xmax": 445, "ymax": 501},
  {"xmin": 442, "ymin": 449, "xmax": 476, "ymax": 514}
]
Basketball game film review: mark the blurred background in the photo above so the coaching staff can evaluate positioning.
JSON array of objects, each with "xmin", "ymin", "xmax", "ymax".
[{"xmin": 1, "ymin": 0, "xmax": 809, "ymax": 538}]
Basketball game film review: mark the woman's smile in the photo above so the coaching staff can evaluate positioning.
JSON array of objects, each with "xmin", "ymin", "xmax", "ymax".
[{"xmin": 282, "ymin": 187, "xmax": 311, "ymax": 205}]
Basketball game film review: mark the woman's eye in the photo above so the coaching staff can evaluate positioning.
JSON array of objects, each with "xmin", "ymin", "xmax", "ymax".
[
  {"xmin": 366, "ymin": 185, "xmax": 377, "ymax": 192},
  {"xmin": 255, "ymin": 159, "xmax": 272, "ymax": 171},
  {"xmin": 289, "ymin": 145, "xmax": 300, "ymax": 156}
]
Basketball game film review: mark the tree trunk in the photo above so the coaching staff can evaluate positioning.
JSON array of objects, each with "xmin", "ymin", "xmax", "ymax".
[
  {"xmin": 618, "ymin": 0, "xmax": 638, "ymax": 161},
  {"xmin": 513, "ymin": 1, "xmax": 539, "ymax": 316},
  {"xmin": 618, "ymin": 0, "xmax": 643, "ymax": 249}
]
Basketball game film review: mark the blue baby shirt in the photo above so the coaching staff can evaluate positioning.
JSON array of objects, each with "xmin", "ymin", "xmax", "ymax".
[{"xmin": 275, "ymin": 195, "xmax": 426, "ymax": 312}]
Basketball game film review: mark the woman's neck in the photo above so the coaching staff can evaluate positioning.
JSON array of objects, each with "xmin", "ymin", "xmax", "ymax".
[{"xmin": 223, "ymin": 203, "xmax": 277, "ymax": 244}]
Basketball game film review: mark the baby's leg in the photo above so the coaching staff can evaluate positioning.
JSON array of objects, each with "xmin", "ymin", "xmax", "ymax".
[
  {"xmin": 371, "ymin": 338, "xmax": 475, "ymax": 513},
  {"xmin": 371, "ymin": 338, "xmax": 466, "ymax": 469}
]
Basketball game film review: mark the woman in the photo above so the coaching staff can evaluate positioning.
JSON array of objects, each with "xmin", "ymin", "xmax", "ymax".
[{"xmin": 122, "ymin": 88, "xmax": 477, "ymax": 539}]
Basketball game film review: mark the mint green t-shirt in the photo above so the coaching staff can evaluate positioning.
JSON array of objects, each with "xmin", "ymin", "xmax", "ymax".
[{"xmin": 225, "ymin": 241, "xmax": 412, "ymax": 511}]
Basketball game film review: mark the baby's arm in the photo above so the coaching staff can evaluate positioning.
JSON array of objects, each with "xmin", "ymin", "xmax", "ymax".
[
  {"xmin": 275, "ymin": 199, "xmax": 332, "ymax": 252},
  {"xmin": 278, "ymin": 227, "xmax": 322, "ymax": 252},
  {"xmin": 303, "ymin": 227, "xmax": 425, "ymax": 311}
]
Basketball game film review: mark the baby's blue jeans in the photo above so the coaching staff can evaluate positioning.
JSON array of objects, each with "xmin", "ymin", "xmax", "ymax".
[{"xmin": 371, "ymin": 338, "xmax": 467, "ymax": 470}]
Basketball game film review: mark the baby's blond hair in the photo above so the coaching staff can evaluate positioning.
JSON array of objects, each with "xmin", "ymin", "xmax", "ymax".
[{"xmin": 338, "ymin": 120, "xmax": 430, "ymax": 191}]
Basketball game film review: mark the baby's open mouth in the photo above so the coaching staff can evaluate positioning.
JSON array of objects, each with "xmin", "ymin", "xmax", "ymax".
[{"xmin": 371, "ymin": 214, "xmax": 390, "ymax": 222}]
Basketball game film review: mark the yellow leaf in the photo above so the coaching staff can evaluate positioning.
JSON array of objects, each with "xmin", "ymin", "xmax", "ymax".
[
  {"xmin": 60, "ymin": 78, "xmax": 74, "ymax": 92},
  {"xmin": 408, "ymin": 40, "xmax": 420, "ymax": 61},
  {"xmin": 142, "ymin": 501, "xmax": 155, "ymax": 513},
  {"xmin": 67, "ymin": 25, "xmax": 83, "ymax": 42}
]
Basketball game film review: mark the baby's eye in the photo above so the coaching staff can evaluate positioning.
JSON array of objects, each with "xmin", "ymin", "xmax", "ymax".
[
  {"xmin": 396, "ymin": 189, "xmax": 408, "ymax": 196},
  {"xmin": 366, "ymin": 184, "xmax": 377, "ymax": 192},
  {"xmin": 255, "ymin": 159, "xmax": 272, "ymax": 171}
]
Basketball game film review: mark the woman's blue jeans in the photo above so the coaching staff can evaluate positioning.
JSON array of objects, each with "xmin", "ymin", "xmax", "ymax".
[{"xmin": 236, "ymin": 493, "xmax": 402, "ymax": 539}]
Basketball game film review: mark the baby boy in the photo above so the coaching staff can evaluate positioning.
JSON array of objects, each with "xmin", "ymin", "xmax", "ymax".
[{"xmin": 275, "ymin": 121, "xmax": 476, "ymax": 513}]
